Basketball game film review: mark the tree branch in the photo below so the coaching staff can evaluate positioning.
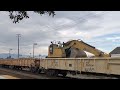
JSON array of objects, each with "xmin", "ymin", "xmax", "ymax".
[{"xmin": 8, "ymin": 11, "xmax": 55, "ymax": 23}]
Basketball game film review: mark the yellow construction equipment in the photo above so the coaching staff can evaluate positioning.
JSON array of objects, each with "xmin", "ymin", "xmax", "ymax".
[{"xmin": 48, "ymin": 39, "xmax": 110, "ymax": 58}]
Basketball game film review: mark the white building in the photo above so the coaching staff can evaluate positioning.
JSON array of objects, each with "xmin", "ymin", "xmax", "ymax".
[{"xmin": 110, "ymin": 47, "xmax": 120, "ymax": 57}]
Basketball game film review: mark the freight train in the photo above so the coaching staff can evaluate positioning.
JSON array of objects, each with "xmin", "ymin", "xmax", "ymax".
[{"xmin": 0, "ymin": 40, "xmax": 120, "ymax": 77}]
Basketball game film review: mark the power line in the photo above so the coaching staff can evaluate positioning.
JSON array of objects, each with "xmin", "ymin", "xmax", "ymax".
[
  {"xmin": 43, "ymin": 11, "xmax": 107, "ymax": 32},
  {"xmin": 16, "ymin": 34, "xmax": 21, "ymax": 58}
]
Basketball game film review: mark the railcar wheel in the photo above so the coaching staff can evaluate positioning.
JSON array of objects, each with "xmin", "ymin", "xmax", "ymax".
[
  {"xmin": 51, "ymin": 70, "xmax": 54, "ymax": 76},
  {"xmin": 38, "ymin": 69, "xmax": 42, "ymax": 73},
  {"xmin": 62, "ymin": 73, "xmax": 67, "ymax": 77},
  {"xmin": 46, "ymin": 70, "xmax": 51, "ymax": 76},
  {"xmin": 54, "ymin": 70, "xmax": 58, "ymax": 76},
  {"xmin": 20, "ymin": 67, "xmax": 22, "ymax": 70},
  {"xmin": 46, "ymin": 70, "xmax": 58, "ymax": 76},
  {"xmin": 30, "ymin": 67, "xmax": 36, "ymax": 73},
  {"xmin": 60, "ymin": 71, "xmax": 67, "ymax": 77},
  {"xmin": 49, "ymin": 70, "xmax": 53, "ymax": 76}
]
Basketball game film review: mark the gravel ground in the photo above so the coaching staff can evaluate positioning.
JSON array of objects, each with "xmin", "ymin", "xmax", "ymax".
[
  {"xmin": 0, "ymin": 76, "xmax": 6, "ymax": 79},
  {"xmin": 0, "ymin": 68, "xmax": 67, "ymax": 79},
  {"xmin": 67, "ymin": 73, "xmax": 119, "ymax": 79},
  {"xmin": 0, "ymin": 67, "xmax": 119, "ymax": 79},
  {"xmin": 0, "ymin": 68, "xmax": 32, "ymax": 79}
]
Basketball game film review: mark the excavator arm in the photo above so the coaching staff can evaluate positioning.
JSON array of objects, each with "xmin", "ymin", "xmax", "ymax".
[{"xmin": 63, "ymin": 40, "xmax": 110, "ymax": 57}]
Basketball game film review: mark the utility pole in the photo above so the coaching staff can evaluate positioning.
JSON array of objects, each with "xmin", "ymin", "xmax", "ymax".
[
  {"xmin": 9, "ymin": 49, "xmax": 12, "ymax": 58},
  {"xmin": 30, "ymin": 53, "xmax": 31, "ymax": 58},
  {"xmin": 39, "ymin": 54, "xmax": 41, "ymax": 59},
  {"xmin": 16, "ymin": 34, "xmax": 21, "ymax": 59},
  {"xmin": 33, "ymin": 43, "xmax": 37, "ymax": 58}
]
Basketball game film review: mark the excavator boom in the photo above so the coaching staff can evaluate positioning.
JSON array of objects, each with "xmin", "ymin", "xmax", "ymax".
[{"xmin": 63, "ymin": 40, "xmax": 110, "ymax": 57}]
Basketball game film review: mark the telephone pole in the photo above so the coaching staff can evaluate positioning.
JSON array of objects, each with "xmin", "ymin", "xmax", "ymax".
[
  {"xmin": 33, "ymin": 43, "xmax": 37, "ymax": 58},
  {"xmin": 9, "ymin": 49, "xmax": 12, "ymax": 58},
  {"xmin": 16, "ymin": 34, "xmax": 21, "ymax": 58}
]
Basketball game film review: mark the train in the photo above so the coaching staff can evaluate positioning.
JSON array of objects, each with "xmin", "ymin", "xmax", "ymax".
[{"xmin": 0, "ymin": 40, "xmax": 120, "ymax": 77}]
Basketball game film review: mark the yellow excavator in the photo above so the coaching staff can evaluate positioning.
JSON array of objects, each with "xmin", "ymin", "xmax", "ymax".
[{"xmin": 48, "ymin": 39, "xmax": 110, "ymax": 58}]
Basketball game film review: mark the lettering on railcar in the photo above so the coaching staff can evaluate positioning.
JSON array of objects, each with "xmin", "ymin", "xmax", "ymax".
[
  {"xmin": 85, "ymin": 61, "xmax": 95, "ymax": 72},
  {"xmin": 54, "ymin": 60, "xmax": 58, "ymax": 66}
]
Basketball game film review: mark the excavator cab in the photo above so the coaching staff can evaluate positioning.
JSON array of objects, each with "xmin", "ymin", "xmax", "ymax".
[
  {"xmin": 48, "ymin": 40, "xmax": 87, "ymax": 58},
  {"xmin": 48, "ymin": 42, "xmax": 63, "ymax": 58}
]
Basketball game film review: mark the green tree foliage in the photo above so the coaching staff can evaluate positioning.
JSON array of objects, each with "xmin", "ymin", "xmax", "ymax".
[{"xmin": 8, "ymin": 11, "xmax": 55, "ymax": 23}]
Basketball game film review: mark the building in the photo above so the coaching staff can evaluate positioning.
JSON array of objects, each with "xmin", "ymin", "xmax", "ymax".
[{"xmin": 110, "ymin": 47, "xmax": 120, "ymax": 57}]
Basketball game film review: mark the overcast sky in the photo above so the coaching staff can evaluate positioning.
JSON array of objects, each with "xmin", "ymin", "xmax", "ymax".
[{"xmin": 0, "ymin": 11, "xmax": 120, "ymax": 56}]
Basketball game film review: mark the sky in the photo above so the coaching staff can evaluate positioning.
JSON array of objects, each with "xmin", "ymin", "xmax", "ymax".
[{"xmin": 0, "ymin": 11, "xmax": 120, "ymax": 56}]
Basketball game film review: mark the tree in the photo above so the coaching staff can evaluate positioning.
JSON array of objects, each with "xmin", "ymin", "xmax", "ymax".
[{"xmin": 8, "ymin": 11, "xmax": 55, "ymax": 23}]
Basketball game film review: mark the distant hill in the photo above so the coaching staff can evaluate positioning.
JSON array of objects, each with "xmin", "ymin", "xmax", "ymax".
[{"xmin": 0, "ymin": 53, "xmax": 47, "ymax": 59}]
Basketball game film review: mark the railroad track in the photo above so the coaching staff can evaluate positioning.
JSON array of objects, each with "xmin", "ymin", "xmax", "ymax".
[
  {"xmin": 0, "ymin": 67, "xmax": 119, "ymax": 79},
  {"xmin": 0, "ymin": 67, "xmax": 79, "ymax": 79}
]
